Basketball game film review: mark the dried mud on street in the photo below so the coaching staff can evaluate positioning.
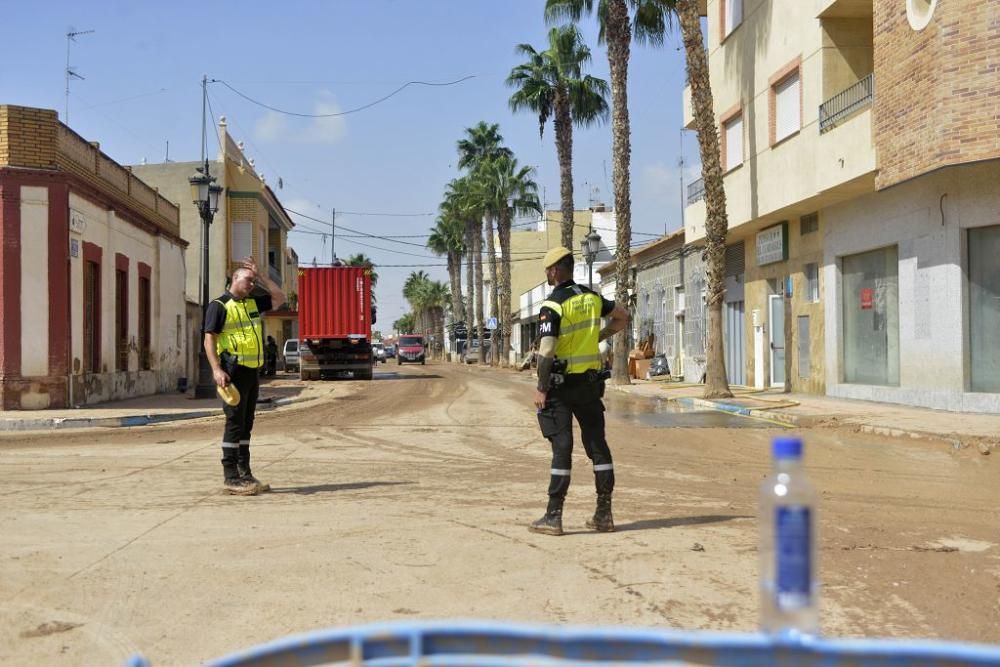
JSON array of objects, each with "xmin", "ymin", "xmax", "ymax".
[{"xmin": 1, "ymin": 362, "xmax": 998, "ymax": 665}]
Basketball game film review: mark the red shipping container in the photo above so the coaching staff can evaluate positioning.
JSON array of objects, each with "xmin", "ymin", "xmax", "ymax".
[{"xmin": 298, "ymin": 267, "xmax": 372, "ymax": 339}]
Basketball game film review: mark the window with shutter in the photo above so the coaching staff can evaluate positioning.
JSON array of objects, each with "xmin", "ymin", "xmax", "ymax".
[
  {"xmin": 725, "ymin": 115, "xmax": 743, "ymax": 171},
  {"xmin": 774, "ymin": 71, "xmax": 801, "ymax": 143},
  {"xmin": 724, "ymin": 0, "xmax": 743, "ymax": 37},
  {"xmin": 231, "ymin": 222, "xmax": 252, "ymax": 261}
]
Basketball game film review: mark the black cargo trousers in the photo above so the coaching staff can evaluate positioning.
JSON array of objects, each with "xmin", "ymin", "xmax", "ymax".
[
  {"xmin": 223, "ymin": 364, "xmax": 261, "ymax": 446},
  {"xmin": 536, "ymin": 374, "xmax": 614, "ymax": 504}
]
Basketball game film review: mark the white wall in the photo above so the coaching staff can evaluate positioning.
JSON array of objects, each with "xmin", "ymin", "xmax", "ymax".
[
  {"xmin": 20, "ymin": 186, "xmax": 50, "ymax": 380},
  {"xmin": 69, "ymin": 192, "xmax": 187, "ymax": 403},
  {"xmin": 823, "ymin": 162, "xmax": 1000, "ymax": 412}
]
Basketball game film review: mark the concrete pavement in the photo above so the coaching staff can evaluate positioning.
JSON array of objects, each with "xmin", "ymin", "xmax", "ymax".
[
  {"xmin": 610, "ymin": 378, "xmax": 998, "ymax": 453},
  {"xmin": 0, "ymin": 375, "xmax": 334, "ymax": 432}
]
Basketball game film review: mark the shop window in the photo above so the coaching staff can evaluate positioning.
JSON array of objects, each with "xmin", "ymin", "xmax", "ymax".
[
  {"xmin": 969, "ymin": 226, "xmax": 1000, "ymax": 392},
  {"xmin": 842, "ymin": 247, "xmax": 899, "ymax": 385}
]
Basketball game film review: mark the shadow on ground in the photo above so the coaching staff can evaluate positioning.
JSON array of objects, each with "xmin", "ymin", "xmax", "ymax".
[
  {"xmin": 615, "ymin": 514, "xmax": 753, "ymax": 532},
  {"xmin": 271, "ymin": 481, "xmax": 412, "ymax": 495}
]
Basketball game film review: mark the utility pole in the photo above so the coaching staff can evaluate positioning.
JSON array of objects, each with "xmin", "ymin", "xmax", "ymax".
[{"xmin": 65, "ymin": 28, "xmax": 95, "ymax": 124}]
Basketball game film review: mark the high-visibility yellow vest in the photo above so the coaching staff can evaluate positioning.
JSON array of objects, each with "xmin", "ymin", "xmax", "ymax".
[
  {"xmin": 214, "ymin": 297, "xmax": 264, "ymax": 369},
  {"xmin": 541, "ymin": 285, "xmax": 603, "ymax": 375}
]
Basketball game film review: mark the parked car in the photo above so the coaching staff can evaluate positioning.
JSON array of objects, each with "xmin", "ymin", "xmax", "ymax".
[
  {"xmin": 283, "ymin": 338, "xmax": 299, "ymax": 372},
  {"xmin": 397, "ymin": 335, "xmax": 426, "ymax": 365},
  {"xmin": 372, "ymin": 342, "xmax": 387, "ymax": 364}
]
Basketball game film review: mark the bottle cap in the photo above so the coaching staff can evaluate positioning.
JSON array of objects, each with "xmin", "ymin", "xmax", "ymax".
[{"xmin": 772, "ymin": 436, "xmax": 803, "ymax": 459}]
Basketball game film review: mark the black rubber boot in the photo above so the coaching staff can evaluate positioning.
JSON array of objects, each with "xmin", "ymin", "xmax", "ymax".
[
  {"xmin": 223, "ymin": 447, "xmax": 259, "ymax": 496},
  {"xmin": 237, "ymin": 445, "xmax": 270, "ymax": 492},
  {"xmin": 585, "ymin": 493, "xmax": 615, "ymax": 532},
  {"xmin": 529, "ymin": 498, "xmax": 564, "ymax": 536}
]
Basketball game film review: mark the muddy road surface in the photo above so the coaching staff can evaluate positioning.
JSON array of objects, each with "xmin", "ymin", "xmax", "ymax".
[{"xmin": 1, "ymin": 362, "xmax": 997, "ymax": 665}]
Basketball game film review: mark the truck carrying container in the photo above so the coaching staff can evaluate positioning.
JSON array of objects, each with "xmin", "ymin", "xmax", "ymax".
[{"xmin": 297, "ymin": 266, "xmax": 375, "ymax": 381}]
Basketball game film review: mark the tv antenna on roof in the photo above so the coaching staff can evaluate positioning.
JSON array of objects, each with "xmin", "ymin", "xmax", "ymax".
[{"xmin": 65, "ymin": 27, "xmax": 95, "ymax": 125}]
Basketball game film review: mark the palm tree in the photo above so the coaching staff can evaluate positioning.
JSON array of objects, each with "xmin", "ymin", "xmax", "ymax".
[
  {"xmin": 393, "ymin": 312, "xmax": 415, "ymax": 334},
  {"xmin": 676, "ymin": 0, "xmax": 732, "ymax": 398},
  {"xmin": 508, "ymin": 24, "xmax": 610, "ymax": 249},
  {"xmin": 457, "ymin": 122, "xmax": 512, "ymax": 344},
  {"xmin": 479, "ymin": 154, "xmax": 541, "ymax": 367},
  {"xmin": 443, "ymin": 176, "xmax": 484, "ymax": 334},
  {"xmin": 418, "ymin": 280, "xmax": 451, "ymax": 358},
  {"xmin": 545, "ymin": 0, "xmax": 673, "ymax": 384},
  {"xmin": 427, "ymin": 207, "xmax": 466, "ymax": 323},
  {"xmin": 403, "ymin": 270, "xmax": 431, "ymax": 334}
]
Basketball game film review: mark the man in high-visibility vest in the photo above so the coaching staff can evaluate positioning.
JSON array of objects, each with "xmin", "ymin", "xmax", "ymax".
[
  {"xmin": 530, "ymin": 246, "xmax": 628, "ymax": 536},
  {"xmin": 203, "ymin": 256, "xmax": 286, "ymax": 495}
]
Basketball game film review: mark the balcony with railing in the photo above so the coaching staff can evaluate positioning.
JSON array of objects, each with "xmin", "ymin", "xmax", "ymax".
[
  {"xmin": 819, "ymin": 73, "xmax": 874, "ymax": 133},
  {"xmin": 686, "ymin": 177, "xmax": 705, "ymax": 206}
]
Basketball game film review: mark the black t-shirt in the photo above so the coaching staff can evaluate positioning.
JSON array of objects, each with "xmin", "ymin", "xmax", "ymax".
[
  {"xmin": 537, "ymin": 281, "xmax": 615, "ymax": 339},
  {"xmin": 202, "ymin": 292, "xmax": 274, "ymax": 335}
]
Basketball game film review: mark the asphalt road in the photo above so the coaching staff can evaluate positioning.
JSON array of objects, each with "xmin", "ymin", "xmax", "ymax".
[{"xmin": 1, "ymin": 361, "xmax": 997, "ymax": 665}]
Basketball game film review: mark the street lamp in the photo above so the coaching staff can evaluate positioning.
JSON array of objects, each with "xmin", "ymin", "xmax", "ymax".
[
  {"xmin": 580, "ymin": 228, "xmax": 602, "ymax": 290},
  {"xmin": 190, "ymin": 165, "xmax": 223, "ymax": 399}
]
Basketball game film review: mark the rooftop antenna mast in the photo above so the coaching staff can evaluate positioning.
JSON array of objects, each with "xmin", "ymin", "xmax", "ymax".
[{"xmin": 65, "ymin": 28, "xmax": 95, "ymax": 125}]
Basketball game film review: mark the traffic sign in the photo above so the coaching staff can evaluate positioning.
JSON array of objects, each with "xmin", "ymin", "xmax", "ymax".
[{"xmin": 486, "ymin": 317, "xmax": 498, "ymax": 330}]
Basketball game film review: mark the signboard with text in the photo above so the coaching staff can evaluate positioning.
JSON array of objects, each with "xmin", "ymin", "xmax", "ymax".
[{"xmin": 756, "ymin": 222, "xmax": 788, "ymax": 266}]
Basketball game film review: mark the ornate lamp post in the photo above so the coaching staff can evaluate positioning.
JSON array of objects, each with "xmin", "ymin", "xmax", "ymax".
[
  {"xmin": 190, "ymin": 166, "xmax": 223, "ymax": 399},
  {"xmin": 580, "ymin": 228, "xmax": 602, "ymax": 290}
]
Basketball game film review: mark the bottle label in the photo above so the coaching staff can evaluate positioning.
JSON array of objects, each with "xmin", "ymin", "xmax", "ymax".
[{"xmin": 775, "ymin": 506, "xmax": 812, "ymax": 608}]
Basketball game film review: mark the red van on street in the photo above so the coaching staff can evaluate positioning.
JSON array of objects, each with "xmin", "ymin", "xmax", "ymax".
[{"xmin": 397, "ymin": 335, "xmax": 426, "ymax": 365}]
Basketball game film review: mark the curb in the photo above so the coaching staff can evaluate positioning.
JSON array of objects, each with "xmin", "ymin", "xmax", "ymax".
[
  {"xmin": 0, "ymin": 392, "xmax": 318, "ymax": 433},
  {"xmin": 672, "ymin": 396, "xmax": 806, "ymax": 428}
]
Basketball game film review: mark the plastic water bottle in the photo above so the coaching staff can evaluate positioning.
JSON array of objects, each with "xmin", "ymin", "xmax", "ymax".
[{"xmin": 759, "ymin": 436, "xmax": 819, "ymax": 637}]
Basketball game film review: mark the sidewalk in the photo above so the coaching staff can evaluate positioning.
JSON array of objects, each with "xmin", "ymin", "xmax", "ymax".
[
  {"xmin": 611, "ymin": 378, "xmax": 998, "ymax": 453},
  {"xmin": 0, "ymin": 376, "xmax": 334, "ymax": 432}
]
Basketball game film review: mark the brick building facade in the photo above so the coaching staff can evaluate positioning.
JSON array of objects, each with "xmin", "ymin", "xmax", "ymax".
[{"xmin": 0, "ymin": 105, "xmax": 188, "ymax": 409}]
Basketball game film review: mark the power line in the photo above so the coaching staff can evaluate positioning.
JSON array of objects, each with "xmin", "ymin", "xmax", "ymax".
[{"xmin": 213, "ymin": 76, "xmax": 475, "ymax": 118}]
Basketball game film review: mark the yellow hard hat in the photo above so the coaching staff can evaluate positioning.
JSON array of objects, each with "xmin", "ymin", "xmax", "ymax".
[{"xmin": 543, "ymin": 246, "xmax": 573, "ymax": 269}]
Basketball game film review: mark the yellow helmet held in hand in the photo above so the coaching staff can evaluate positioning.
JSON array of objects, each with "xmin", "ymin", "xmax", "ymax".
[
  {"xmin": 217, "ymin": 383, "xmax": 241, "ymax": 407},
  {"xmin": 543, "ymin": 246, "xmax": 573, "ymax": 269}
]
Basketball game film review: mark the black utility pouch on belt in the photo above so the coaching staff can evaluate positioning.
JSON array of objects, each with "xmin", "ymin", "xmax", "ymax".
[{"xmin": 220, "ymin": 350, "xmax": 239, "ymax": 377}]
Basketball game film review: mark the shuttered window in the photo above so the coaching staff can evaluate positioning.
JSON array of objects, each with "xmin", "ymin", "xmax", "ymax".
[
  {"xmin": 725, "ymin": 115, "xmax": 743, "ymax": 171},
  {"xmin": 724, "ymin": 0, "xmax": 743, "ymax": 37},
  {"xmin": 231, "ymin": 221, "xmax": 252, "ymax": 261},
  {"xmin": 725, "ymin": 241, "xmax": 746, "ymax": 277},
  {"xmin": 115, "ymin": 269, "xmax": 128, "ymax": 372},
  {"xmin": 774, "ymin": 71, "xmax": 801, "ymax": 142},
  {"xmin": 84, "ymin": 261, "xmax": 100, "ymax": 373},
  {"xmin": 138, "ymin": 277, "xmax": 151, "ymax": 370}
]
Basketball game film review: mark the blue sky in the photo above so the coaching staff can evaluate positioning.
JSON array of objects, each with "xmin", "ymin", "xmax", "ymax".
[{"xmin": 3, "ymin": 1, "xmax": 700, "ymax": 328}]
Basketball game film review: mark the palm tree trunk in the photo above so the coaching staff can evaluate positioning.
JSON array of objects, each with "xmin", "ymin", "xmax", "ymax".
[
  {"xmin": 448, "ymin": 252, "xmax": 462, "ymax": 322},
  {"xmin": 607, "ymin": 0, "xmax": 633, "ymax": 386},
  {"xmin": 465, "ymin": 220, "xmax": 475, "ymax": 326},
  {"xmin": 485, "ymin": 214, "xmax": 499, "ymax": 366},
  {"xmin": 498, "ymin": 208, "xmax": 512, "ymax": 368},
  {"xmin": 474, "ymin": 218, "xmax": 485, "ymax": 353},
  {"xmin": 554, "ymin": 89, "xmax": 575, "ymax": 250},
  {"xmin": 679, "ymin": 0, "xmax": 732, "ymax": 399}
]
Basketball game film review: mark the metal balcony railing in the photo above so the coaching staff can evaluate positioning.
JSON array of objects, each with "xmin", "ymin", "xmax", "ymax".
[
  {"xmin": 687, "ymin": 177, "xmax": 705, "ymax": 206},
  {"xmin": 268, "ymin": 264, "xmax": 282, "ymax": 286},
  {"xmin": 819, "ymin": 73, "xmax": 874, "ymax": 133}
]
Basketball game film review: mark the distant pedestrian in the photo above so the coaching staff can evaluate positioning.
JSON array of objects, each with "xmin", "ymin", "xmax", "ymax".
[
  {"xmin": 265, "ymin": 336, "xmax": 278, "ymax": 376},
  {"xmin": 203, "ymin": 257, "xmax": 286, "ymax": 495},
  {"xmin": 529, "ymin": 247, "xmax": 628, "ymax": 536}
]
